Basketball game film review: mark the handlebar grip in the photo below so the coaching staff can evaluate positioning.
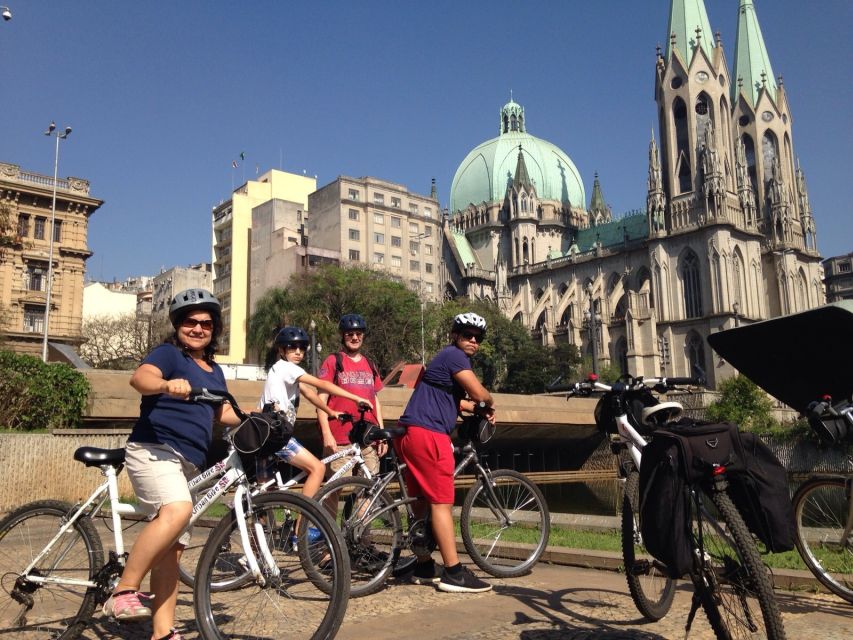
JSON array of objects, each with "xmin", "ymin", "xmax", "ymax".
[
  {"xmin": 665, "ymin": 377, "xmax": 704, "ymax": 386},
  {"xmin": 338, "ymin": 413, "xmax": 354, "ymax": 424}
]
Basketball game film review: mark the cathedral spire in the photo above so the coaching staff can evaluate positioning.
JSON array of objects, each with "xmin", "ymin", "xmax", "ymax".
[
  {"xmin": 647, "ymin": 131, "xmax": 666, "ymax": 233},
  {"xmin": 732, "ymin": 0, "xmax": 777, "ymax": 107},
  {"xmin": 665, "ymin": 0, "xmax": 714, "ymax": 64},
  {"xmin": 589, "ymin": 172, "xmax": 611, "ymax": 226},
  {"xmin": 513, "ymin": 145, "xmax": 532, "ymax": 190}
]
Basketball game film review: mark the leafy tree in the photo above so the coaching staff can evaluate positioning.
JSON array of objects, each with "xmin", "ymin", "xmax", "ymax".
[
  {"xmin": 706, "ymin": 374, "xmax": 777, "ymax": 432},
  {"xmin": 80, "ymin": 312, "xmax": 153, "ymax": 369}
]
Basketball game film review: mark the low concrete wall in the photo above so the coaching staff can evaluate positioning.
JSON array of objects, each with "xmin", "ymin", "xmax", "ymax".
[{"xmin": 0, "ymin": 370, "xmax": 598, "ymax": 512}]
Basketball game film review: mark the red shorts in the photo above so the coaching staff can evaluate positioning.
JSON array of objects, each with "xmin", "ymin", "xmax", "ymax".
[{"xmin": 394, "ymin": 425, "xmax": 455, "ymax": 504}]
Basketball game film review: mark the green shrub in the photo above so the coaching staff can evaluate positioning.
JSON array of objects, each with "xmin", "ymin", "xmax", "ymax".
[
  {"xmin": 706, "ymin": 374, "xmax": 777, "ymax": 433},
  {"xmin": 0, "ymin": 351, "xmax": 90, "ymax": 431}
]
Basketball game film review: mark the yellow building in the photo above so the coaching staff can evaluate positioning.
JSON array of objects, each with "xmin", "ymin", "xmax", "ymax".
[{"xmin": 212, "ymin": 170, "xmax": 316, "ymax": 364}]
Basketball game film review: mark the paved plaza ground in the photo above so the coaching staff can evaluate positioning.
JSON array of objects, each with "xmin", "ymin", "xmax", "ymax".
[{"xmin": 82, "ymin": 560, "xmax": 848, "ymax": 640}]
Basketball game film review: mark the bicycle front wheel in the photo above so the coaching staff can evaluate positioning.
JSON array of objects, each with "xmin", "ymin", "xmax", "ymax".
[
  {"xmin": 193, "ymin": 491, "xmax": 349, "ymax": 640},
  {"xmin": 694, "ymin": 489, "xmax": 786, "ymax": 640},
  {"xmin": 792, "ymin": 475, "xmax": 853, "ymax": 603},
  {"xmin": 178, "ymin": 522, "xmax": 253, "ymax": 593},
  {"xmin": 0, "ymin": 500, "xmax": 104, "ymax": 640},
  {"xmin": 312, "ymin": 475, "xmax": 402, "ymax": 598},
  {"xmin": 621, "ymin": 471, "xmax": 675, "ymax": 621},
  {"xmin": 460, "ymin": 469, "xmax": 550, "ymax": 577}
]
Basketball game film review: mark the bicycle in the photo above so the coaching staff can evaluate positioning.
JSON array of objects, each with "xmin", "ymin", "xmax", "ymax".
[
  {"xmin": 310, "ymin": 404, "xmax": 550, "ymax": 597},
  {"xmin": 176, "ymin": 409, "xmax": 375, "ymax": 590},
  {"xmin": 791, "ymin": 396, "xmax": 853, "ymax": 603},
  {"xmin": 0, "ymin": 388, "xmax": 349, "ymax": 640},
  {"xmin": 549, "ymin": 373, "xmax": 787, "ymax": 639}
]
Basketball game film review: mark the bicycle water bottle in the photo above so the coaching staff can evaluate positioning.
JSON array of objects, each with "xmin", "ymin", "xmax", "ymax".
[{"xmin": 255, "ymin": 454, "xmax": 276, "ymax": 484}]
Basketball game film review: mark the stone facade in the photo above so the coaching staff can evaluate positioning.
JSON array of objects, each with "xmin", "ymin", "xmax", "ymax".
[
  {"xmin": 0, "ymin": 161, "xmax": 103, "ymax": 359},
  {"xmin": 444, "ymin": 1, "xmax": 825, "ymax": 388},
  {"xmin": 822, "ymin": 253, "xmax": 853, "ymax": 302}
]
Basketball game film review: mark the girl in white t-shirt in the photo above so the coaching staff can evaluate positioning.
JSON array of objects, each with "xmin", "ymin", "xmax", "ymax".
[{"xmin": 259, "ymin": 326, "xmax": 373, "ymax": 502}]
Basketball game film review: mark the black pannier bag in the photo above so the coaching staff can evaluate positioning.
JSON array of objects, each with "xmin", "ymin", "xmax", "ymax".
[
  {"xmin": 232, "ymin": 411, "xmax": 294, "ymax": 457},
  {"xmin": 639, "ymin": 421, "xmax": 744, "ymax": 578},
  {"xmin": 457, "ymin": 414, "xmax": 495, "ymax": 444},
  {"xmin": 727, "ymin": 432, "xmax": 796, "ymax": 553},
  {"xmin": 807, "ymin": 399, "xmax": 852, "ymax": 445}
]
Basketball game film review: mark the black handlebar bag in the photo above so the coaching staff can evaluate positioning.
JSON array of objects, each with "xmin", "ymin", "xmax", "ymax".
[{"xmin": 232, "ymin": 412, "xmax": 294, "ymax": 457}]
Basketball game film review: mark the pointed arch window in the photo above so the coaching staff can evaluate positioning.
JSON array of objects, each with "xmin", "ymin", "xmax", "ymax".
[
  {"xmin": 615, "ymin": 337, "xmax": 629, "ymax": 376},
  {"xmin": 742, "ymin": 134, "xmax": 758, "ymax": 196},
  {"xmin": 680, "ymin": 250, "xmax": 703, "ymax": 318},
  {"xmin": 710, "ymin": 251, "xmax": 723, "ymax": 312},
  {"xmin": 762, "ymin": 131, "xmax": 779, "ymax": 182},
  {"xmin": 523, "ymin": 239, "xmax": 529, "ymax": 264},
  {"xmin": 686, "ymin": 331, "xmax": 706, "ymax": 377},
  {"xmin": 673, "ymin": 97, "xmax": 692, "ymax": 193},
  {"xmin": 520, "ymin": 194, "xmax": 528, "ymax": 213},
  {"xmin": 510, "ymin": 114, "xmax": 518, "ymax": 132},
  {"xmin": 695, "ymin": 93, "xmax": 713, "ymax": 145},
  {"xmin": 732, "ymin": 249, "xmax": 746, "ymax": 316}
]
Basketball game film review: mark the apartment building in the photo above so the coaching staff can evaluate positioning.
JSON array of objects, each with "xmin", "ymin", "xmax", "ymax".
[
  {"xmin": 211, "ymin": 170, "xmax": 316, "ymax": 364},
  {"xmin": 307, "ymin": 176, "xmax": 443, "ymax": 302},
  {"xmin": 823, "ymin": 253, "xmax": 853, "ymax": 302}
]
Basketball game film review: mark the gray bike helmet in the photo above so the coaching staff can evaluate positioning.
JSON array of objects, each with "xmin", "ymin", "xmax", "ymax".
[
  {"xmin": 275, "ymin": 326, "xmax": 310, "ymax": 348},
  {"xmin": 339, "ymin": 313, "xmax": 368, "ymax": 333},
  {"xmin": 168, "ymin": 288, "xmax": 221, "ymax": 327}
]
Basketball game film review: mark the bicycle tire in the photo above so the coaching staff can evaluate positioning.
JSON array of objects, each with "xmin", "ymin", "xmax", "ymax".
[
  {"xmin": 621, "ymin": 470, "xmax": 676, "ymax": 621},
  {"xmin": 792, "ymin": 476, "xmax": 853, "ymax": 604},
  {"xmin": 693, "ymin": 489, "xmax": 787, "ymax": 640},
  {"xmin": 193, "ymin": 491, "xmax": 349, "ymax": 640},
  {"xmin": 460, "ymin": 469, "xmax": 550, "ymax": 578},
  {"xmin": 311, "ymin": 475, "xmax": 403, "ymax": 597},
  {"xmin": 0, "ymin": 500, "xmax": 104, "ymax": 640},
  {"xmin": 178, "ymin": 523, "xmax": 253, "ymax": 593}
]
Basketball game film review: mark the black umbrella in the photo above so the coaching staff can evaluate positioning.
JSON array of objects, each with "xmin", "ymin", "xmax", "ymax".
[{"xmin": 706, "ymin": 301, "xmax": 853, "ymax": 413}]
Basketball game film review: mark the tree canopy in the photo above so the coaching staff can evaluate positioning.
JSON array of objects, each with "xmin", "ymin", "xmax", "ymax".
[{"xmin": 247, "ymin": 265, "xmax": 583, "ymax": 393}]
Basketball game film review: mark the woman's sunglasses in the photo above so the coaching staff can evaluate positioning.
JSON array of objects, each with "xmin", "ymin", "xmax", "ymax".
[
  {"xmin": 285, "ymin": 343, "xmax": 307, "ymax": 352},
  {"xmin": 181, "ymin": 318, "xmax": 214, "ymax": 331}
]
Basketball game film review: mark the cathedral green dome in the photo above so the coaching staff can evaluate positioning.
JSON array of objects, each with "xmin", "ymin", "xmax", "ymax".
[{"xmin": 450, "ymin": 100, "xmax": 586, "ymax": 214}]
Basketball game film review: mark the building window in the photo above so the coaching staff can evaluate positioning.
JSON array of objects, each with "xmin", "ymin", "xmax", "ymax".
[
  {"xmin": 373, "ymin": 212, "xmax": 384, "ymax": 225},
  {"xmin": 53, "ymin": 220, "xmax": 62, "ymax": 243},
  {"xmin": 425, "ymin": 263, "xmax": 433, "ymax": 274},
  {"xmin": 410, "ymin": 279, "xmax": 419, "ymax": 290},
  {"xmin": 681, "ymin": 250, "xmax": 703, "ymax": 318},
  {"xmin": 391, "ymin": 197, "xmax": 401, "ymax": 208},
  {"xmin": 373, "ymin": 193, "xmax": 384, "ymax": 205},
  {"xmin": 391, "ymin": 255, "xmax": 402, "ymax": 267},
  {"xmin": 374, "ymin": 252, "xmax": 384, "ymax": 264},
  {"xmin": 348, "ymin": 209, "xmax": 359, "ymax": 221},
  {"xmin": 686, "ymin": 331, "xmax": 706, "ymax": 376},
  {"xmin": 409, "ymin": 204, "xmax": 418, "ymax": 215},
  {"xmin": 409, "ymin": 241, "xmax": 419, "ymax": 253},
  {"xmin": 391, "ymin": 216, "xmax": 401, "ymax": 228},
  {"xmin": 348, "ymin": 228, "xmax": 360, "ymax": 241},
  {"xmin": 839, "ymin": 262, "xmax": 852, "ymax": 274},
  {"xmin": 26, "ymin": 265, "xmax": 46, "ymax": 291},
  {"xmin": 409, "ymin": 222, "xmax": 419, "ymax": 233},
  {"xmin": 425, "ymin": 282, "xmax": 434, "ymax": 293},
  {"xmin": 34, "ymin": 217, "xmax": 46, "ymax": 240},
  {"xmin": 410, "ymin": 260, "xmax": 419, "ymax": 271},
  {"xmin": 23, "ymin": 305, "xmax": 45, "ymax": 333},
  {"xmin": 349, "ymin": 249, "xmax": 361, "ymax": 261},
  {"xmin": 374, "ymin": 232, "xmax": 385, "ymax": 244},
  {"xmin": 423, "ymin": 226, "xmax": 432, "ymax": 237},
  {"xmin": 348, "ymin": 188, "xmax": 359, "ymax": 201},
  {"xmin": 425, "ymin": 245, "xmax": 433, "ymax": 256},
  {"xmin": 391, "ymin": 236, "xmax": 401, "ymax": 247},
  {"xmin": 17, "ymin": 214, "xmax": 29, "ymax": 237},
  {"xmin": 424, "ymin": 207, "xmax": 432, "ymax": 218}
]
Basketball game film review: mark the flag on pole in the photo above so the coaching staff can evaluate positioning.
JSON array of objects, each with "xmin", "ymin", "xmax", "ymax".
[
  {"xmin": 231, "ymin": 160, "xmax": 238, "ymax": 168},
  {"xmin": 240, "ymin": 151, "xmax": 246, "ymax": 161}
]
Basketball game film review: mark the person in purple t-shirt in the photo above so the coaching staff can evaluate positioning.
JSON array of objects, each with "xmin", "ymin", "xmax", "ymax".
[{"xmin": 395, "ymin": 312, "xmax": 495, "ymax": 593}]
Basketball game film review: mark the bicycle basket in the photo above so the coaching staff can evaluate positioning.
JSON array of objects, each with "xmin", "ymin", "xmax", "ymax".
[
  {"xmin": 807, "ymin": 400, "xmax": 851, "ymax": 445},
  {"xmin": 457, "ymin": 414, "xmax": 495, "ymax": 444},
  {"xmin": 232, "ymin": 411, "xmax": 294, "ymax": 456}
]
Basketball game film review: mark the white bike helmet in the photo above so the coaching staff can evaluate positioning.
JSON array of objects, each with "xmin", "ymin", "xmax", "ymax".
[
  {"xmin": 452, "ymin": 312, "xmax": 487, "ymax": 334},
  {"xmin": 641, "ymin": 401, "xmax": 684, "ymax": 428}
]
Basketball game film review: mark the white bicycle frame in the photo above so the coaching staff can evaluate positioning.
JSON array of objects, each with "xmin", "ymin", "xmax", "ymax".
[
  {"xmin": 20, "ymin": 444, "xmax": 279, "ymax": 591},
  {"xmin": 253, "ymin": 440, "xmax": 375, "ymax": 494}
]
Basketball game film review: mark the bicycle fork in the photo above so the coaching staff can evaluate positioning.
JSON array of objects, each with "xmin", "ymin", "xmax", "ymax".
[{"xmin": 232, "ymin": 484, "xmax": 278, "ymax": 586}]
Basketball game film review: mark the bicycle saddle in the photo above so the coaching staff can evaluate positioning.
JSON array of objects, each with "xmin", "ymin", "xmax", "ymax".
[{"xmin": 73, "ymin": 446, "xmax": 126, "ymax": 467}]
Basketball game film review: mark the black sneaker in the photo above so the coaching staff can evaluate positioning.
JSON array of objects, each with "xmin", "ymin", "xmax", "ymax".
[
  {"xmin": 437, "ymin": 565, "xmax": 492, "ymax": 593},
  {"xmin": 411, "ymin": 559, "xmax": 443, "ymax": 585}
]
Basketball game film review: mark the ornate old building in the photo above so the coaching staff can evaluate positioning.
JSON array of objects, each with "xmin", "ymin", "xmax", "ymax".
[
  {"xmin": 443, "ymin": 0, "xmax": 824, "ymax": 387},
  {"xmin": 0, "ymin": 162, "xmax": 103, "ymax": 359}
]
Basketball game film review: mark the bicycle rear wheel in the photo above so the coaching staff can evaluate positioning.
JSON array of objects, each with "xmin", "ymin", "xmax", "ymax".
[
  {"xmin": 312, "ymin": 475, "xmax": 402, "ymax": 597},
  {"xmin": 0, "ymin": 500, "xmax": 103, "ymax": 640},
  {"xmin": 621, "ymin": 471, "xmax": 676, "ymax": 621},
  {"xmin": 792, "ymin": 476, "xmax": 853, "ymax": 603},
  {"xmin": 460, "ymin": 469, "xmax": 550, "ymax": 577},
  {"xmin": 193, "ymin": 491, "xmax": 349, "ymax": 640},
  {"xmin": 693, "ymin": 489, "xmax": 786, "ymax": 640}
]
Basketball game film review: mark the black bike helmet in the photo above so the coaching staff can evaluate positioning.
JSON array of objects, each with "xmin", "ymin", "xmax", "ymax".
[
  {"xmin": 339, "ymin": 313, "xmax": 368, "ymax": 333},
  {"xmin": 168, "ymin": 288, "xmax": 221, "ymax": 327},
  {"xmin": 274, "ymin": 326, "xmax": 310, "ymax": 348}
]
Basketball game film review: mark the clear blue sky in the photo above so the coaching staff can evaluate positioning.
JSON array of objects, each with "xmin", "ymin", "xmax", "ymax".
[{"xmin": 1, "ymin": 1, "xmax": 850, "ymax": 282}]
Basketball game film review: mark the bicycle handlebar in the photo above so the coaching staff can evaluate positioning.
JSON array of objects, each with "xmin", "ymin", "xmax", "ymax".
[
  {"xmin": 545, "ymin": 374, "xmax": 704, "ymax": 396},
  {"xmin": 189, "ymin": 387, "xmax": 249, "ymax": 421}
]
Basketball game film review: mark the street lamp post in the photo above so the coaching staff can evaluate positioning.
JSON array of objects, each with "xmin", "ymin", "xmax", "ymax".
[
  {"xmin": 584, "ymin": 284, "xmax": 601, "ymax": 376},
  {"xmin": 308, "ymin": 319, "xmax": 318, "ymax": 375},
  {"xmin": 42, "ymin": 122, "xmax": 72, "ymax": 362}
]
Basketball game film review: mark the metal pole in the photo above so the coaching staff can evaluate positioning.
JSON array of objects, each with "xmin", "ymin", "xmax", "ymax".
[
  {"xmin": 42, "ymin": 133, "xmax": 62, "ymax": 363},
  {"xmin": 420, "ymin": 299, "xmax": 425, "ymax": 365},
  {"xmin": 309, "ymin": 320, "xmax": 317, "ymax": 376}
]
